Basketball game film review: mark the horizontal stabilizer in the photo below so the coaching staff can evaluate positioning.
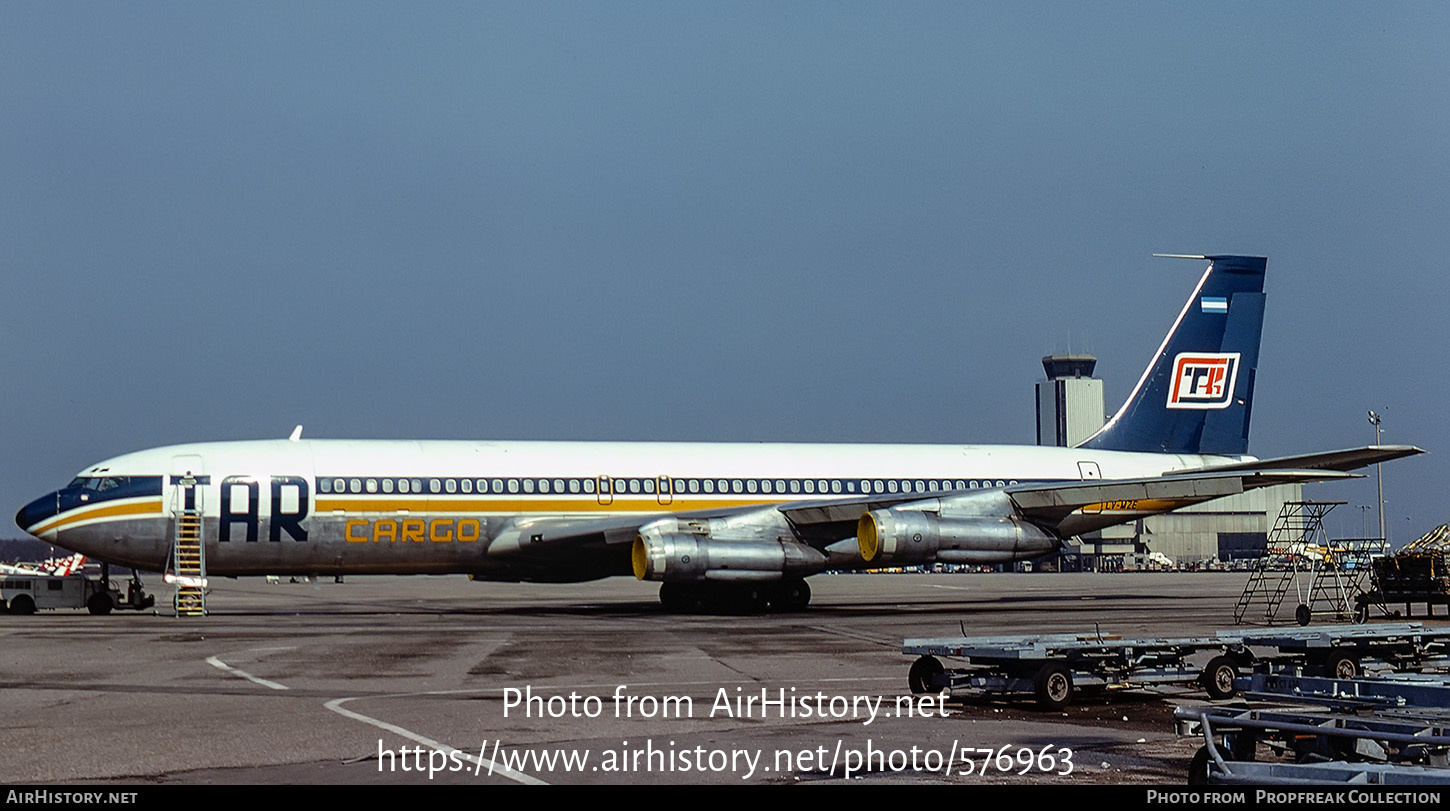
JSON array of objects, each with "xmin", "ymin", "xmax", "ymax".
[
  {"xmin": 1192, "ymin": 444, "xmax": 1424, "ymax": 473},
  {"xmin": 1006, "ymin": 468, "xmax": 1361, "ymax": 538}
]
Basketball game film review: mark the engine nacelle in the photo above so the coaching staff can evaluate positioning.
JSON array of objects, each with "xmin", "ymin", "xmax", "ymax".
[
  {"xmin": 857, "ymin": 510, "xmax": 1058, "ymax": 566},
  {"xmin": 632, "ymin": 533, "xmax": 827, "ymax": 582}
]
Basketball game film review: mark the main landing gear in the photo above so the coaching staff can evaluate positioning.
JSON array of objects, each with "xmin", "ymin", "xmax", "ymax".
[{"xmin": 658, "ymin": 579, "xmax": 812, "ymax": 613}]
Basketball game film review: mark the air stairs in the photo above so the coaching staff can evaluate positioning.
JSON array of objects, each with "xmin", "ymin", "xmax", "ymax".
[
  {"xmin": 167, "ymin": 476, "xmax": 207, "ymax": 617},
  {"xmin": 1234, "ymin": 501, "xmax": 1345, "ymax": 625}
]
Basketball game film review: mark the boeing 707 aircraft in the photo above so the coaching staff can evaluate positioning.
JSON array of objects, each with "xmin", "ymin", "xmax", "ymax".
[{"xmin": 15, "ymin": 255, "xmax": 1421, "ymax": 611}]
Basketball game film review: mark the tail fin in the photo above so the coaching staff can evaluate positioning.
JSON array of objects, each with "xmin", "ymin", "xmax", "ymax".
[
  {"xmin": 1077, "ymin": 255, "xmax": 1267, "ymax": 456},
  {"xmin": 46, "ymin": 553, "xmax": 86, "ymax": 576}
]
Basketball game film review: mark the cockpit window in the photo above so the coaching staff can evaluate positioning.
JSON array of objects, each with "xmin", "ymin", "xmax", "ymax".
[
  {"xmin": 68, "ymin": 477, "xmax": 123, "ymax": 490},
  {"xmin": 65, "ymin": 476, "xmax": 163, "ymax": 496}
]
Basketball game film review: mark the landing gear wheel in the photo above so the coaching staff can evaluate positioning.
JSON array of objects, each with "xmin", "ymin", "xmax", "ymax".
[
  {"xmin": 908, "ymin": 656, "xmax": 944, "ymax": 695},
  {"xmin": 87, "ymin": 592, "xmax": 114, "ymax": 615},
  {"xmin": 768, "ymin": 579, "xmax": 811, "ymax": 612},
  {"xmin": 8, "ymin": 595, "xmax": 35, "ymax": 615},
  {"xmin": 1353, "ymin": 600, "xmax": 1369, "ymax": 624},
  {"xmin": 658, "ymin": 582, "xmax": 697, "ymax": 612},
  {"xmin": 737, "ymin": 585, "xmax": 769, "ymax": 613},
  {"xmin": 1033, "ymin": 662, "xmax": 1073, "ymax": 710},
  {"xmin": 1295, "ymin": 603, "xmax": 1312, "ymax": 626},
  {"xmin": 698, "ymin": 583, "xmax": 736, "ymax": 613},
  {"xmin": 1200, "ymin": 655, "xmax": 1239, "ymax": 700},
  {"xmin": 1324, "ymin": 648, "xmax": 1361, "ymax": 680}
]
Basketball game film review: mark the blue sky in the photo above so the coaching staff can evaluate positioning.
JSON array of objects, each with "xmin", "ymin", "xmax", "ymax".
[{"xmin": 3, "ymin": 2, "xmax": 1446, "ymax": 544}]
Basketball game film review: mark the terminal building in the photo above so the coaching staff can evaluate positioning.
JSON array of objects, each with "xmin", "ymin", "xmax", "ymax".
[{"xmin": 1034, "ymin": 353, "xmax": 1298, "ymax": 569}]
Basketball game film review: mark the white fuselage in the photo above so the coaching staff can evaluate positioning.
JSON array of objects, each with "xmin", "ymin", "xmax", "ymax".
[{"xmin": 20, "ymin": 438, "xmax": 1242, "ymax": 580}]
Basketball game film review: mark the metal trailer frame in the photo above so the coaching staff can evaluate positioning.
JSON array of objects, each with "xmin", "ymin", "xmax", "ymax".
[
  {"xmin": 902, "ymin": 623, "xmax": 1450, "ymax": 709},
  {"xmin": 1356, "ymin": 589, "xmax": 1450, "ymax": 623},
  {"xmin": 1220, "ymin": 623, "xmax": 1450, "ymax": 680},
  {"xmin": 1174, "ymin": 673, "xmax": 1450, "ymax": 784},
  {"xmin": 902, "ymin": 631, "xmax": 1253, "ymax": 709}
]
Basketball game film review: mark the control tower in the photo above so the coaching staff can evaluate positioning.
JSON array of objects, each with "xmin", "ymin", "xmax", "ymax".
[{"xmin": 1035, "ymin": 353, "xmax": 1105, "ymax": 447}]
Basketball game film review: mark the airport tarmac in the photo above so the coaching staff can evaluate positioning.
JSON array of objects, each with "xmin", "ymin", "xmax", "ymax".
[{"xmin": 1, "ymin": 571, "xmax": 1400, "ymax": 786}]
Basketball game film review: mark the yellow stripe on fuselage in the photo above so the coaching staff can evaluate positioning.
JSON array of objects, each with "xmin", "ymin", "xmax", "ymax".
[
  {"xmin": 29, "ymin": 498, "xmax": 163, "ymax": 536},
  {"xmin": 313, "ymin": 496, "xmax": 774, "ymax": 513}
]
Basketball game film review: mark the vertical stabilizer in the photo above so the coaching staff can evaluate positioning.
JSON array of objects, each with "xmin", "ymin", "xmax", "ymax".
[{"xmin": 1077, "ymin": 255, "xmax": 1267, "ymax": 456}]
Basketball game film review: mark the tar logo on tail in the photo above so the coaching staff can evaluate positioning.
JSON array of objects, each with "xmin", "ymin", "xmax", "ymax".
[{"xmin": 1166, "ymin": 353, "xmax": 1240, "ymax": 409}]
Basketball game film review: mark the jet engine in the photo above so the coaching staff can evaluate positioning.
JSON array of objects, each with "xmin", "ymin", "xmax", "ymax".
[
  {"xmin": 631, "ymin": 532, "xmax": 827, "ymax": 582},
  {"xmin": 857, "ymin": 509, "xmax": 1057, "ymax": 566}
]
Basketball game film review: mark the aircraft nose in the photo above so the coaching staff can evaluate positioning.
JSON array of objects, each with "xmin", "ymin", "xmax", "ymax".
[{"xmin": 16, "ymin": 492, "xmax": 61, "ymax": 535}]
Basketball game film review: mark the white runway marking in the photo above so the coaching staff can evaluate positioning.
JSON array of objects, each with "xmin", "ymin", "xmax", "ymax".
[
  {"xmin": 205, "ymin": 653, "xmax": 290, "ymax": 691},
  {"xmin": 324, "ymin": 695, "xmax": 547, "ymax": 785},
  {"xmin": 202, "ymin": 648, "xmax": 546, "ymax": 784}
]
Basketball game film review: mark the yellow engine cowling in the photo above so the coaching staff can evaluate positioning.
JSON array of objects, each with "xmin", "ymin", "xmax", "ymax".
[{"xmin": 858, "ymin": 510, "xmax": 1056, "ymax": 565}]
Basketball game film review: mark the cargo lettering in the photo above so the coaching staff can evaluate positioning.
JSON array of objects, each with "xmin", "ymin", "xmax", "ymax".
[{"xmin": 346, "ymin": 518, "xmax": 482, "ymax": 543}]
